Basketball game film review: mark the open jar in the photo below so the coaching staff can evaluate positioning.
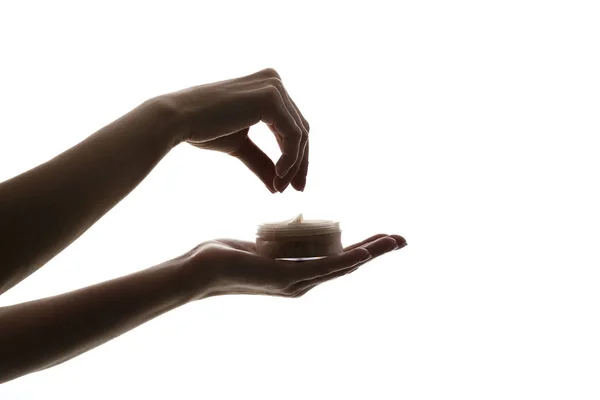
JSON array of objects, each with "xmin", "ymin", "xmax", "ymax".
[{"xmin": 256, "ymin": 214, "xmax": 343, "ymax": 260}]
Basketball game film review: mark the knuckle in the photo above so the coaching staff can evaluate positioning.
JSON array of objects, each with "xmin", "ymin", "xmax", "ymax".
[
  {"xmin": 261, "ymin": 67, "xmax": 281, "ymax": 80},
  {"xmin": 286, "ymin": 129, "xmax": 302, "ymax": 142},
  {"xmin": 302, "ymin": 120, "xmax": 310, "ymax": 132},
  {"xmin": 290, "ymin": 129, "xmax": 302, "ymax": 141},
  {"xmin": 265, "ymin": 76, "xmax": 284, "ymax": 89},
  {"xmin": 300, "ymin": 131, "xmax": 308, "ymax": 143},
  {"xmin": 280, "ymin": 124, "xmax": 302, "ymax": 140},
  {"xmin": 263, "ymin": 85, "xmax": 281, "ymax": 101}
]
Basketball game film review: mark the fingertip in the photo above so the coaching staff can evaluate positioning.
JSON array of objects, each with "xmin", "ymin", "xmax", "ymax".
[
  {"xmin": 291, "ymin": 175, "xmax": 306, "ymax": 192},
  {"xmin": 390, "ymin": 235, "xmax": 408, "ymax": 248},
  {"xmin": 291, "ymin": 180, "xmax": 305, "ymax": 192},
  {"xmin": 274, "ymin": 176, "xmax": 290, "ymax": 192},
  {"xmin": 362, "ymin": 236, "xmax": 399, "ymax": 257},
  {"xmin": 264, "ymin": 178, "xmax": 277, "ymax": 194}
]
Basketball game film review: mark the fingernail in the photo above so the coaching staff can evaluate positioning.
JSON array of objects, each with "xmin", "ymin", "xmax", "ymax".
[
  {"xmin": 266, "ymin": 183, "xmax": 277, "ymax": 194},
  {"xmin": 273, "ymin": 175, "xmax": 290, "ymax": 192},
  {"xmin": 395, "ymin": 241, "xmax": 408, "ymax": 250}
]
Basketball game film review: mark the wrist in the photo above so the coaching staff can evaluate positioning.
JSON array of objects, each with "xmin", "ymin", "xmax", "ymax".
[
  {"xmin": 170, "ymin": 254, "xmax": 217, "ymax": 302},
  {"xmin": 141, "ymin": 96, "xmax": 188, "ymax": 149}
]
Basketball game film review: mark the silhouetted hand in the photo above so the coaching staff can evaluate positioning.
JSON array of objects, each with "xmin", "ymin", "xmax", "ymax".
[
  {"xmin": 180, "ymin": 234, "xmax": 407, "ymax": 299},
  {"xmin": 165, "ymin": 68, "xmax": 309, "ymax": 193}
]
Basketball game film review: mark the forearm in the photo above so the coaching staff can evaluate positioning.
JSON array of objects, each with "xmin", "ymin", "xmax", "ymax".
[
  {"xmin": 0, "ymin": 256, "xmax": 202, "ymax": 384},
  {"xmin": 0, "ymin": 97, "xmax": 182, "ymax": 294}
]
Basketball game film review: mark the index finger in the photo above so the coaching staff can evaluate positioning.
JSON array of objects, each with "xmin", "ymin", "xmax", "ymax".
[{"xmin": 257, "ymin": 86, "xmax": 303, "ymax": 177}]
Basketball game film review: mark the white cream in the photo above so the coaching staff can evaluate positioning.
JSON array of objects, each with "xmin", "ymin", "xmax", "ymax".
[
  {"xmin": 257, "ymin": 214, "xmax": 340, "ymax": 238},
  {"xmin": 289, "ymin": 213, "xmax": 304, "ymax": 224}
]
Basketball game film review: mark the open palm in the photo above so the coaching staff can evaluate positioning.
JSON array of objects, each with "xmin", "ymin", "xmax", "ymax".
[{"xmin": 185, "ymin": 234, "xmax": 407, "ymax": 299}]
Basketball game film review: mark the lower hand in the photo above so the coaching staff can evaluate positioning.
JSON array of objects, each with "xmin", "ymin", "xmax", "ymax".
[{"xmin": 179, "ymin": 234, "xmax": 407, "ymax": 300}]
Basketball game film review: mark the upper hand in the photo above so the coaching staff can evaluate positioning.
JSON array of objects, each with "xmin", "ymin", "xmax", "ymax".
[
  {"xmin": 163, "ymin": 68, "xmax": 309, "ymax": 193},
  {"xmin": 179, "ymin": 234, "xmax": 407, "ymax": 300}
]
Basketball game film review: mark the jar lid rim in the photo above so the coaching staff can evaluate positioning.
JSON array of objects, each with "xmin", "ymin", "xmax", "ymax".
[{"xmin": 257, "ymin": 219, "xmax": 341, "ymax": 237}]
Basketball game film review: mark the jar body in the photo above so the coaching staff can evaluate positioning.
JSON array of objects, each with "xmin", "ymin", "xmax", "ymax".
[{"xmin": 256, "ymin": 232, "xmax": 343, "ymax": 260}]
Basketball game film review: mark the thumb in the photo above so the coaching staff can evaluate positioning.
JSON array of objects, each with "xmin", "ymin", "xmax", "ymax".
[{"xmin": 231, "ymin": 137, "xmax": 277, "ymax": 193}]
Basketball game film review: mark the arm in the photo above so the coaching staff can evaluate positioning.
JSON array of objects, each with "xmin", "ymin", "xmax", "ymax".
[
  {"xmin": 0, "ymin": 68, "xmax": 310, "ymax": 295},
  {"xmin": 0, "ymin": 255, "xmax": 197, "ymax": 384},
  {"xmin": 0, "ymin": 97, "xmax": 182, "ymax": 294},
  {"xmin": 0, "ymin": 234, "xmax": 406, "ymax": 384}
]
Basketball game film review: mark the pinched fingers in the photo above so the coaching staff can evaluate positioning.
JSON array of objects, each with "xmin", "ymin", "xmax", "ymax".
[
  {"xmin": 256, "ymin": 85, "xmax": 303, "ymax": 177},
  {"xmin": 251, "ymin": 69, "xmax": 309, "ymax": 190},
  {"xmin": 271, "ymin": 94, "xmax": 310, "ymax": 192}
]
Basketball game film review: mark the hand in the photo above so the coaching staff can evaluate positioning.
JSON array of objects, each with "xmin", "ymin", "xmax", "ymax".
[
  {"xmin": 164, "ymin": 68, "xmax": 310, "ymax": 193},
  {"xmin": 180, "ymin": 234, "xmax": 407, "ymax": 300}
]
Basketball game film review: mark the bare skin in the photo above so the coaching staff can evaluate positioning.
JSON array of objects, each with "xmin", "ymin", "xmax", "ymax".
[{"xmin": 0, "ymin": 68, "xmax": 407, "ymax": 384}]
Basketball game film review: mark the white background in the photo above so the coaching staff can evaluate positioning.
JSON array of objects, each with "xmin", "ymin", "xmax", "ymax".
[{"xmin": 1, "ymin": 0, "xmax": 599, "ymax": 399}]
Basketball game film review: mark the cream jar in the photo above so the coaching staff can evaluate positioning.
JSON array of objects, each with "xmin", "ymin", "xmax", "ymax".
[{"xmin": 256, "ymin": 214, "xmax": 343, "ymax": 260}]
